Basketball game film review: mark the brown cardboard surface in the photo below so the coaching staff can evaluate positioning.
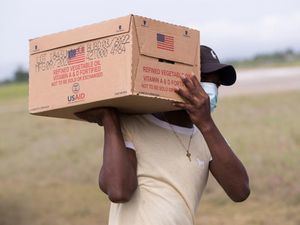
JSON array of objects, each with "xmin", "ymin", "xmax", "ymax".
[
  {"xmin": 133, "ymin": 55, "xmax": 197, "ymax": 100},
  {"xmin": 33, "ymin": 95, "xmax": 177, "ymax": 120},
  {"xmin": 29, "ymin": 14, "xmax": 200, "ymax": 120},
  {"xmin": 30, "ymin": 15, "xmax": 132, "ymax": 55}
]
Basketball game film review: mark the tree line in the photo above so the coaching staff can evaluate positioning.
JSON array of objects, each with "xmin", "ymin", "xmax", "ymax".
[
  {"xmin": 1, "ymin": 67, "xmax": 29, "ymax": 85},
  {"xmin": 226, "ymin": 48, "xmax": 300, "ymax": 68}
]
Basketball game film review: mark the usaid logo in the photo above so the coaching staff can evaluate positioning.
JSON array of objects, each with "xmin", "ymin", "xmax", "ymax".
[
  {"xmin": 72, "ymin": 83, "xmax": 80, "ymax": 94},
  {"xmin": 68, "ymin": 83, "xmax": 86, "ymax": 103}
]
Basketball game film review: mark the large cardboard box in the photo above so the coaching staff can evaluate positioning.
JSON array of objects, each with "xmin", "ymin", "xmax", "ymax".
[{"xmin": 29, "ymin": 14, "xmax": 200, "ymax": 120}]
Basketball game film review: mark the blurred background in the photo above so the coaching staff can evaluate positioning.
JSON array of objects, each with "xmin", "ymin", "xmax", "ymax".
[{"xmin": 0, "ymin": 0, "xmax": 299, "ymax": 225}]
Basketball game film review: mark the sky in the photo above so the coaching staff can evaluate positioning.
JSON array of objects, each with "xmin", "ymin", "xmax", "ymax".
[{"xmin": 0, "ymin": 0, "xmax": 300, "ymax": 81}]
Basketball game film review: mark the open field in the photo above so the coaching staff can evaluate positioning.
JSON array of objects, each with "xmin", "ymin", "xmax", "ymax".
[{"xmin": 0, "ymin": 80, "xmax": 300, "ymax": 225}]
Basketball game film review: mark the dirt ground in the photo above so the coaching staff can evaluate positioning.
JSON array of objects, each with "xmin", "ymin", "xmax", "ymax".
[{"xmin": 219, "ymin": 66, "xmax": 300, "ymax": 97}]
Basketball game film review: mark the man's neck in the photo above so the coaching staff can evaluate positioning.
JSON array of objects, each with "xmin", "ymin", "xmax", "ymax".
[{"xmin": 152, "ymin": 110, "xmax": 193, "ymax": 128}]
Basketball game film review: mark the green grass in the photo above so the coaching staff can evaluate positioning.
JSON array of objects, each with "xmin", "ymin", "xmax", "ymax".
[
  {"xmin": 196, "ymin": 90, "xmax": 300, "ymax": 225},
  {"xmin": 0, "ymin": 83, "xmax": 299, "ymax": 225},
  {"xmin": 0, "ymin": 82, "xmax": 28, "ymax": 101}
]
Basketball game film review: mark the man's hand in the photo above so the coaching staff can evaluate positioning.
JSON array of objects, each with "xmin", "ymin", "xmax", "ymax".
[
  {"xmin": 75, "ymin": 107, "xmax": 118, "ymax": 126},
  {"xmin": 173, "ymin": 74, "xmax": 212, "ymax": 130}
]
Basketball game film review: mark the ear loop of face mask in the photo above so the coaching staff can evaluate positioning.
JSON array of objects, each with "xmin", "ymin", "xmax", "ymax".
[{"xmin": 200, "ymin": 82, "xmax": 218, "ymax": 112}]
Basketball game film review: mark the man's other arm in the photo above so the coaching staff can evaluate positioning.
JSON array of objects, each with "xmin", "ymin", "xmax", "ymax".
[{"xmin": 76, "ymin": 108, "xmax": 137, "ymax": 203}]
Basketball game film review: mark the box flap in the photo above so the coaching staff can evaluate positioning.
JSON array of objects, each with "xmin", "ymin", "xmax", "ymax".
[
  {"xmin": 133, "ymin": 15, "xmax": 199, "ymax": 66},
  {"xmin": 30, "ymin": 15, "xmax": 132, "ymax": 55}
]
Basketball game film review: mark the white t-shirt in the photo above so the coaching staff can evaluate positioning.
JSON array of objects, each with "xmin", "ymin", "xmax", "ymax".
[{"xmin": 108, "ymin": 114, "xmax": 212, "ymax": 225}]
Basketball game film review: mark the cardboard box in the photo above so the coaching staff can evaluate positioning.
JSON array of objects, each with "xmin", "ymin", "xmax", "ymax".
[{"xmin": 29, "ymin": 14, "xmax": 200, "ymax": 120}]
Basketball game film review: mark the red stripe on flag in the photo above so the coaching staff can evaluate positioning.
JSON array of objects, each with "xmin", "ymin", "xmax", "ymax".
[{"xmin": 157, "ymin": 46, "xmax": 174, "ymax": 51}]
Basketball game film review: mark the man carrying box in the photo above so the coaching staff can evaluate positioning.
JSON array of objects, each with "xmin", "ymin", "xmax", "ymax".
[{"xmin": 76, "ymin": 45, "xmax": 250, "ymax": 225}]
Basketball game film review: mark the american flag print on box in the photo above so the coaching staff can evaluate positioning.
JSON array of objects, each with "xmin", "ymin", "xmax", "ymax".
[
  {"xmin": 68, "ymin": 46, "xmax": 85, "ymax": 65},
  {"xmin": 156, "ymin": 33, "xmax": 174, "ymax": 51}
]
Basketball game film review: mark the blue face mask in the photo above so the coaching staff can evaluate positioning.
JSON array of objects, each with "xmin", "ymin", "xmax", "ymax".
[{"xmin": 200, "ymin": 82, "xmax": 218, "ymax": 112}]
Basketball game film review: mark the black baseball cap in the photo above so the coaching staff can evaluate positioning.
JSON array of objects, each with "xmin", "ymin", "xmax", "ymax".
[{"xmin": 200, "ymin": 45, "xmax": 236, "ymax": 86}]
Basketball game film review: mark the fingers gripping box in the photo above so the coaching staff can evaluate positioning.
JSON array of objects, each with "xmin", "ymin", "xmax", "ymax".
[{"xmin": 29, "ymin": 15, "xmax": 200, "ymax": 120}]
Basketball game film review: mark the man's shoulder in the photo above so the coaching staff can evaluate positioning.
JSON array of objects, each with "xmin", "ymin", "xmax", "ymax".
[
  {"xmin": 119, "ymin": 113, "xmax": 146, "ymax": 121},
  {"xmin": 119, "ymin": 113, "xmax": 149, "ymax": 126}
]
